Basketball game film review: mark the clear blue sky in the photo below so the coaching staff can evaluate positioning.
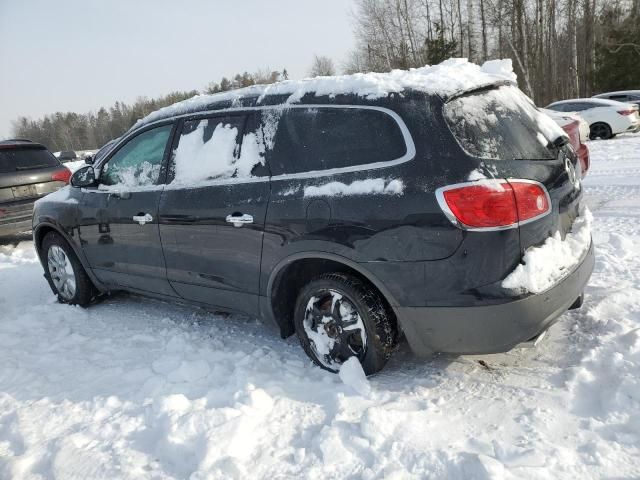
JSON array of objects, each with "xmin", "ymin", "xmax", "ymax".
[{"xmin": 0, "ymin": 0, "xmax": 356, "ymax": 139}]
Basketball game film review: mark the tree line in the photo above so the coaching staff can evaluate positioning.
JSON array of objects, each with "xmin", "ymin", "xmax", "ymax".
[
  {"xmin": 11, "ymin": 69, "xmax": 287, "ymax": 152},
  {"xmin": 345, "ymin": 0, "xmax": 640, "ymax": 106},
  {"xmin": 12, "ymin": 91, "xmax": 197, "ymax": 153},
  {"xmin": 12, "ymin": 0, "xmax": 640, "ymax": 151}
]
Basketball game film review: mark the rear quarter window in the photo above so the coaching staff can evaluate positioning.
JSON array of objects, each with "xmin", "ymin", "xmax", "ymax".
[
  {"xmin": 266, "ymin": 107, "xmax": 407, "ymax": 176},
  {"xmin": 444, "ymin": 85, "xmax": 563, "ymax": 160}
]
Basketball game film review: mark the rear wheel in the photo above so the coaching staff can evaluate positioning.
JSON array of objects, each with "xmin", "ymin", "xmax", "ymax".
[
  {"xmin": 42, "ymin": 232, "xmax": 97, "ymax": 306},
  {"xmin": 589, "ymin": 122, "xmax": 613, "ymax": 140},
  {"xmin": 294, "ymin": 273, "xmax": 398, "ymax": 375}
]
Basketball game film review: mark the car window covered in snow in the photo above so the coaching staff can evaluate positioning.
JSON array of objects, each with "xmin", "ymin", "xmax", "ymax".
[
  {"xmin": 268, "ymin": 107, "xmax": 407, "ymax": 175},
  {"xmin": 445, "ymin": 85, "xmax": 563, "ymax": 160},
  {"xmin": 170, "ymin": 115, "xmax": 267, "ymax": 184},
  {"xmin": 100, "ymin": 125, "xmax": 172, "ymax": 187}
]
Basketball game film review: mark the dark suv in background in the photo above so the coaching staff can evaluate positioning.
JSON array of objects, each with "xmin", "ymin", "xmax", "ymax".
[
  {"xmin": 0, "ymin": 139, "xmax": 71, "ymax": 237},
  {"xmin": 32, "ymin": 80, "xmax": 594, "ymax": 375}
]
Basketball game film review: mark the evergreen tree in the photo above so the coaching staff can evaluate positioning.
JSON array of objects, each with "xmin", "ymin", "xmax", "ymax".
[{"xmin": 595, "ymin": 8, "xmax": 640, "ymax": 92}]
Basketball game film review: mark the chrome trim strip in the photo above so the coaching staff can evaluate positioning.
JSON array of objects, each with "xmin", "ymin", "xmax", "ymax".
[{"xmin": 99, "ymin": 105, "xmax": 416, "ymax": 186}]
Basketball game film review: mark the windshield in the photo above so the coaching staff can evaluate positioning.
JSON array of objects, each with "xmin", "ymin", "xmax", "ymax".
[
  {"xmin": 444, "ymin": 85, "xmax": 566, "ymax": 160},
  {"xmin": 0, "ymin": 147, "xmax": 60, "ymax": 173}
]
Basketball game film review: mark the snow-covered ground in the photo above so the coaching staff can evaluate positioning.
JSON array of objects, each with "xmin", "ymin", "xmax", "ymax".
[{"xmin": 1, "ymin": 136, "xmax": 639, "ymax": 479}]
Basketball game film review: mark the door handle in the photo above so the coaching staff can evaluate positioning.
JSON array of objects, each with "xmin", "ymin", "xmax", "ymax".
[
  {"xmin": 225, "ymin": 213, "xmax": 253, "ymax": 227},
  {"xmin": 132, "ymin": 213, "xmax": 153, "ymax": 225}
]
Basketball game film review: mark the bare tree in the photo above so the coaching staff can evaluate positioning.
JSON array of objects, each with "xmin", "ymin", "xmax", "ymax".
[{"xmin": 309, "ymin": 55, "xmax": 337, "ymax": 77}]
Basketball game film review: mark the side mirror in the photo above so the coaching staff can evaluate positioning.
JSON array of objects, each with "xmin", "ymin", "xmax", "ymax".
[
  {"xmin": 84, "ymin": 155, "xmax": 94, "ymax": 165},
  {"xmin": 70, "ymin": 165, "xmax": 96, "ymax": 188}
]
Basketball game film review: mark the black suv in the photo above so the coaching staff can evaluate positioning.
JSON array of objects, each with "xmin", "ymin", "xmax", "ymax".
[
  {"xmin": 32, "ymin": 81, "xmax": 594, "ymax": 374},
  {"xmin": 1, "ymin": 139, "xmax": 71, "ymax": 237}
]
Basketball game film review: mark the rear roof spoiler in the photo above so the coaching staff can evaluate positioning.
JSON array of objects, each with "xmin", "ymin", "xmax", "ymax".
[{"xmin": 442, "ymin": 80, "xmax": 516, "ymax": 103}]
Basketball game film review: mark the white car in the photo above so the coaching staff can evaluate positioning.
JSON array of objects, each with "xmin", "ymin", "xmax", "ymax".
[
  {"xmin": 546, "ymin": 98, "xmax": 640, "ymax": 140},
  {"xmin": 592, "ymin": 90, "xmax": 640, "ymax": 110}
]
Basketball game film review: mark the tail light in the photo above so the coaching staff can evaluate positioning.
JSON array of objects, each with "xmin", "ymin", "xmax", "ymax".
[
  {"xmin": 436, "ymin": 179, "xmax": 551, "ymax": 231},
  {"xmin": 51, "ymin": 168, "xmax": 71, "ymax": 184},
  {"xmin": 618, "ymin": 109, "xmax": 635, "ymax": 116}
]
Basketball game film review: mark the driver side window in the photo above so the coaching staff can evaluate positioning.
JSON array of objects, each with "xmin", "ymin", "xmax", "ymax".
[{"xmin": 101, "ymin": 124, "xmax": 173, "ymax": 187}]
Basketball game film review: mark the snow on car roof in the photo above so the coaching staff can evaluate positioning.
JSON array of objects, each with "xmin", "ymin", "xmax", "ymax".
[
  {"xmin": 593, "ymin": 90, "xmax": 640, "ymax": 97},
  {"xmin": 550, "ymin": 97, "xmax": 633, "ymax": 107},
  {"xmin": 132, "ymin": 58, "xmax": 517, "ymax": 131}
]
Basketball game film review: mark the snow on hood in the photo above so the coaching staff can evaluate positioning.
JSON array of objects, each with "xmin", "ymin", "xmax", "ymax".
[{"xmin": 132, "ymin": 59, "xmax": 517, "ymax": 130}]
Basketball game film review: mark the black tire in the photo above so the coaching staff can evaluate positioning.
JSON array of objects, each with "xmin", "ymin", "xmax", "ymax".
[
  {"xmin": 294, "ymin": 272, "xmax": 398, "ymax": 375},
  {"xmin": 41, "ymin": 231, "xmax": 97, "ymax": 307},
  {"xmin": 589, "ymin": 122, "xmax": 613, "ymax": 140}
]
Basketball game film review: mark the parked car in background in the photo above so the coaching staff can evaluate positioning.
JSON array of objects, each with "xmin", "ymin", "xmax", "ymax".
[
  {"xmin": 76, "ymin": 149, "xmax": 99, "ymax": 161},
  {"xmin": 55, "ymin": 150, "xmax": 78, "ymax": 163},
  {"xmin": 0, "ymin": 139, "xmax": 71, "ymax": 237},
  {"xmin": 592, "ymin": 90, "xmax": 640, "ymax": 109},
  {"xmin": 542, "ymin": 109, "xmax": 590, "ymax": 177},
  {"xmin": 546, "ymin": 98, "xmax": 640, "ymax": 140},
  {"xmin": 32, "ymin": 74, "xmax": 593, "ymax": 375}
]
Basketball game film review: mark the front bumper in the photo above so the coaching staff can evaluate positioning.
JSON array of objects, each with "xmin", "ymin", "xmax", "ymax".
[{"xmin": 397, "ymin": 241, "xmax": 595, "ymax": 356}]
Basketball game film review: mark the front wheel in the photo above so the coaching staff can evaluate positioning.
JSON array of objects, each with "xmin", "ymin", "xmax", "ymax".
[
  {"xmin": 42, "ymin": 232, "xmax": 97, "ymax": 306},
  {"xmin": 294, "ymin": 273, "xmax": 398, "ymax": 375}
]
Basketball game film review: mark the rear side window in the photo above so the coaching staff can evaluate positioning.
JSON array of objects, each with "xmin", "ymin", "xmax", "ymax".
[
  {"xmin": 267, "ymin": 107, "xmax": 407, "ymax": 176},
  {"xmin": 0, "ymin": 148, "xmax": 60, "ymax": 173},
  {"xmin": 444, "ymin": 85, "xmax": 563, "ymax": 160},
  {"xmin": 571, "ymin": 103, "xmax": 595, "ymax": 111},
  {"xmin": 169, "ymin": 115, "xmax": 268, "ymax": 184}
]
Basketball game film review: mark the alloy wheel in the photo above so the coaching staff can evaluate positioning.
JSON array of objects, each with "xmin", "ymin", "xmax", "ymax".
[
  {"xmin": 303, "ymin": 289, "xmax": 367, "ymax": 369},
  {"xmin": 47, "ymin": 245, "xmax": 77, "ymax": 300}
]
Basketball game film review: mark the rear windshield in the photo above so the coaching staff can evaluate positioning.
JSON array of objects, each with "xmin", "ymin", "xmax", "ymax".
[
  {"xmin": 444, "ymin": 85, "xmax": 565, "ymax": 160},
  {"xmin": 0, "ymin": 147, "xmax": 60, "ymax": 173}
]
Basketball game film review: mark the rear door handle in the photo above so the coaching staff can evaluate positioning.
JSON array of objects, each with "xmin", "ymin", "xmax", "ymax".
[
  {"xmin": 133, "ymin": 213, "xmax": 153, "ymax": 225},
  {"xmin": 225, "ymin": 213, "xmax": 253, "ymax": 227}
]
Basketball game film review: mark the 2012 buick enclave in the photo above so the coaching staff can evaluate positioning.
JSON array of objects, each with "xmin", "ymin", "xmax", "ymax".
[{"xmin": 32, "ymin": 63, "xmax": 594, "ymax": 374}]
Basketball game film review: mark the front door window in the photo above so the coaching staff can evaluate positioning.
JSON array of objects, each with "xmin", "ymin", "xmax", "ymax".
[{"xmin": 101, "ymin": 125, "xmax": 173, "ymax": 187}]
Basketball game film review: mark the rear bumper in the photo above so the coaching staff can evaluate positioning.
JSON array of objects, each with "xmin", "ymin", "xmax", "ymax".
[
  {"xmin": 0, "ymin": 218, "xmax": 32, "ymax": 237},
  {"xmin": 0, "ymin": 200, "xmax": 35, "ymax": 237},
  {"xmin": 397, "ymin": 241, "xmax": 595, "ymax": 356},
  {"xmin": 578, "ymin": 144, "xmax": 590, "ymax": 176}
]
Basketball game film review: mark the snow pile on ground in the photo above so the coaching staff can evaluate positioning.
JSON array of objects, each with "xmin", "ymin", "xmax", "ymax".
[
  {"xmin": 133, "ymin": 59, "xmax": 517, "ymax": 129},
  {"xmin": 304, "ymin": 178, "xmax": 403, "ymax": 197},
  {"xmin": 338, "ymin": 357, "xmax": 371, "ymax": 397},
  {"xmin": 503, "ymin": 207, "xmax": 593, "ymax": 293},
  {"xmin": 1, "ymin": 134, "xmax": 640, "ymax": 479}
]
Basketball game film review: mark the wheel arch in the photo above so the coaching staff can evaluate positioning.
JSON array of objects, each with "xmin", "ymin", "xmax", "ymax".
[
  {"xmin": 265, "ymin": 252, "xmax": 401, "ymax": 338},
  {"xmin": 33, "ymin": 222, "xmax": 107, "ymax": 292}
]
